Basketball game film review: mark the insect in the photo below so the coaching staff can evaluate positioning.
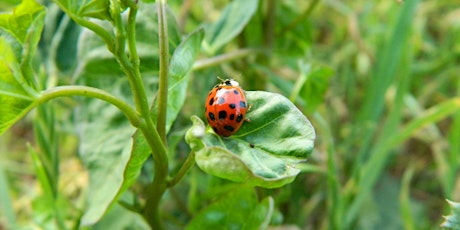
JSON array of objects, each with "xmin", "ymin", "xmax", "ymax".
[{"xmin": 205, "ymin": 78, "xmax": 248, "ymax": 137}]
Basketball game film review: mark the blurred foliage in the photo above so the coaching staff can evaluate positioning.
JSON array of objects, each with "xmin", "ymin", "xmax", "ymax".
[{"xmin": 1, "ymin": 0, "xmax": 460, "ymax": 229}]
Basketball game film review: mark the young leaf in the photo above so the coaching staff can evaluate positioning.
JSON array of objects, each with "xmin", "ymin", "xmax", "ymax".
[
  {"xmin": 442, "ymin": 200, "xmax": 460, "ymax": 230},
  {"xmin": 186, "ymin": 186, "xmax": 270, "ymax": 229},
  {"xmin": 186, "ymin": 91, "xmax": 315, "ymax": 188},
  {"xmin": 0, "ymin": 37, "xmax": 37, "ymax": 135},
  {"xmin": 0, "ymin": 0, "xmax": 45, "ymax": 45},
  {"xmin": 53, "ymin": 0, "xmax": 111, "ymax": 21},
  {"xmin": 203, "ymin": 0, "xmax": 258, "ymax": 54}
]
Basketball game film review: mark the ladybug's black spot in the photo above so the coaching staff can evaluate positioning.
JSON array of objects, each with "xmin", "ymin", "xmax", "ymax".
[
  {"xmin": 236, "ymin": 114, "xmax": 243, "ymax": 122},
  {"xmin": 208, "ymin": 98, "xmax": 214, "ymax": 106},
  {"xmin": 229, "ymin": 103, "xmax": 236, "ymax": 109},
  {"xmin": 233, "ymin": 89, "xmax": 239, "ymax": 95},
  {"xmin": 217, "ymin": 97, "xmax": 225, "ymax": 105},
  {"xmin": 229, "ymin": 114, "xmax": 235, "ymax": 120},
  {"xmin": 208, "ymin": 112, "xmax": 216, "ymax": 121},
  {"xmin": 224, "ymin": 125, "xmax": 234, "ymax": 132},
  {"xmin": 239, "ymin": 101, "xmax": 246, "ymax": 108},
  {"xmin": 212, "ymin": 126, "xmax": 218, "ymax": 132},
  {"xmin": 218, "ymin": 111, "xmax": 227, "ymax": 120}
]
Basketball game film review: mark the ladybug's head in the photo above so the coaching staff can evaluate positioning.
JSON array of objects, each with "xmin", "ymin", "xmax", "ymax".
[{"xmin": 222, "ymin": 79, "xmax": 239, "ymax": 87}]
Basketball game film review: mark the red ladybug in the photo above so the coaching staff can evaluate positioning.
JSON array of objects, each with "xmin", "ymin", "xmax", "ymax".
[{"xmin": 205, "ymin": 79, "xmax": 248, "ymax": 137}]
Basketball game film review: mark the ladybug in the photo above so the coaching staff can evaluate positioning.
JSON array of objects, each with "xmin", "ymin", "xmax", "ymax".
[{"xmin": 205, "ymin": 78, "xmax": 248, "ymax": 137}]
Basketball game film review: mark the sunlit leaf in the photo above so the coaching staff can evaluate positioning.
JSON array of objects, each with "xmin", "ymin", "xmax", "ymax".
[
  {"xmin": 0, "ymin": 37, "xmax": 36, "ymax": 135},
  {"xmin": 186, "ymin": 91, "xmax": 315, "ymax": 188},
  {"xmin": 0, "ymin": 0, "xmax": 44, "ymax": 45}
]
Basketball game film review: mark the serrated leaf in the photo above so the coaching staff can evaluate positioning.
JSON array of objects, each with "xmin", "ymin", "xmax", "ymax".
[
  {"xmin": 0, "ymin": 0, "xmax": 45, "ymax": 86},
  {"xmin": 203, "ymin": 0, "xmax": 258, "ymax": 54},
  {"xmin": 186, "ymin": 186, "xmax": 270, "ymax": 230},
  {"xmin": 79, "ymin": 0, "xmax": 111, "ymax": 20},
  {"xmin": 442, "ymin": 200, "xmax": 460, "ymax": 230},
  {"xmin": 0, "ymin": 0, "xmax": 44, "ymax": 45},
  {"xmin": 53, "ymin": 0, "xmax": 111, "ymax": 21},
  {"xmin": 186, "ymin": 91, "xmax": 315, "ymax": 188},
  {"xmin": 0, "ymin": 37, "xmax": 36, "ymax": 135}
]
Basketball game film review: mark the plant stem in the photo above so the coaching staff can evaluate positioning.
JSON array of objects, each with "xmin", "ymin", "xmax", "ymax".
[
  {"xmin": 38, "ymin": 86, "xmax": 142, "ymax": 127},
  {"xmin": 108, "ymin": 1, "xmax": 170, "ymax": 228},
  {"xmin": 167, "ymin": 151, "xmax": 195, "ymax": 187},
  {"xmin": 127, "ymin": 3, "xmax": 140, "ymax": 69},
  {"xmin": 156, "ymin": 0, "xmax": 170, "ymax": 144}
]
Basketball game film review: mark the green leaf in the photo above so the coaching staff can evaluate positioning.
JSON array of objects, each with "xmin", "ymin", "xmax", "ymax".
[
  {"xmin": 0, "ymin": 37, "xmax": 36, "ymax": 135},
  {"xmin": 442, "ymin": 200, "xmax": 460, "ymax": 230},
  {"xmin": 299, "ymin": 64, "xmax": 334, "ymax": 114},
  {"xmin": 0, "ymin": 0, "xmax": 44, "ymax": 45},
  {"xmin": 74, "ymin": 81, "xmax": 135, "ymax": 226},
  {"xmin": 186, "ymin": 91, "xmax": 315, "ymax": 188},
  {"xmin": 203, "ymin": 0, "xmax": 259, "ymax": 54},
  {"xmin": 0, "ymin": 0, "xmax": 45, "ymax": 87},
  {"xmin": 75, "ymin": 2, "xmax": 181, "ymax": 81},
  {"xmin": 92, "ymin": 202, "xmax": 149, "ymax": 229},
  {"xmin": 114, "ymin": 28, "xmax": 204, "ymax": 204},
  {"xmin": 53, "ymin": 0, "xmax": 111, "ymax": 21},
  {"xmin": 152, "ymin": 28, "xmax": 204, "ymax": 133},
  {"xmin": 186, "ymin": 186, "xmax": 271, "ymax": 230}
]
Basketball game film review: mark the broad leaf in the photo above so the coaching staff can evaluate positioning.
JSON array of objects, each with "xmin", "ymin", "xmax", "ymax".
[
  {"xmin": 186, "ymin": 186, "xmax": 271, "ymax": 229},
  {"xmin": 203, "ymin": 0, "xmax": 258, "ymax": 54},
  {"xmin": 76, "ymin": 85, "xmax": 135, "ymax": 226},
  {"xmin": 116, "ymin": 28, "xmax": 204, "ymax": 203},
  {"xmin": 0, "ymin": 37, "xmax": 36, "ymax": 135},
  {"xmin": 442, "ymin": 200, "xmax": 460, "ymax": 230},
  {"xmin": 186, "ymin": 91, "xmax": 315, "ymax": 188}
]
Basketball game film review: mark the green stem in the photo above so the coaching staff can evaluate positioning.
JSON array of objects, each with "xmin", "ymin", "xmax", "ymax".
[
  {"xmin": 156, "ymin": 0, "xmax": 170, "ymax": 144},
  {"xmin": 167, "ymin": 151, "xmax": 195, "ymax": 187},
  {"xmin": 38, "ymin": 86, "xmax": 142, "ymax": 127},
  {"xmin": 127, "ymin": 3, "xmax": 140, "ymax": 68},
  {"xmin": 107, "ymin": 1, "xmax": 169, "ymax": 228}
]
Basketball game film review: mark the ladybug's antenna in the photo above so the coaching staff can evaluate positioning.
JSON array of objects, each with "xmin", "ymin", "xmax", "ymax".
[{"xmin": 217, "ymin": 76, "xmax": 225, "ymax": 82}]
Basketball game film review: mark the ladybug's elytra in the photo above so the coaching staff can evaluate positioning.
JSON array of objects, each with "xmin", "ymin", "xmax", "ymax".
[{"xmin": 205, "ymin": 79, "xmax": 248, "ymax": 137}]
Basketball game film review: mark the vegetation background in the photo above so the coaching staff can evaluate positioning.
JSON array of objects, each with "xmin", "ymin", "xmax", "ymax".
[{"xmin": 0, "ymin": 0, "xmax": 459, "ymax": 229}]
